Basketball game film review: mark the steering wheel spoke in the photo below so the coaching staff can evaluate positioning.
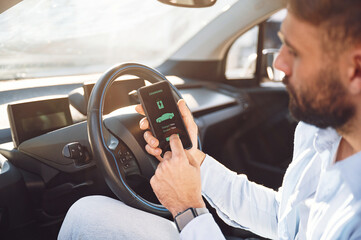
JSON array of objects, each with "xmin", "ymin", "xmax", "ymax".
[{"xmin": 103, "ymin": 114, "xmax": 158, "ymax": 180}]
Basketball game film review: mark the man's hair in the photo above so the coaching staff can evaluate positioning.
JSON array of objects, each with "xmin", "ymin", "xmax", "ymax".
[{"xmin": 288, "ymin": 0, "xmax": 361, "ymax": 49}]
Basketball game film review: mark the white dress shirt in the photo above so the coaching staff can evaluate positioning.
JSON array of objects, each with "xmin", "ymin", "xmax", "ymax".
[{"xmin": 180, "ymin": 122, "xmax": 361, "ymax": 239}]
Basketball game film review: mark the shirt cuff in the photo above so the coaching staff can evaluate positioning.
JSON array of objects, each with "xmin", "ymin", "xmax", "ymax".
[{"xmin": 180, "ymin": 213, "xmax": 225, "ymax": 240}]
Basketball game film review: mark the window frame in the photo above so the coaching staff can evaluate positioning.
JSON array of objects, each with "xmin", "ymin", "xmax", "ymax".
[{"xmin": 222, "ymin": 20, "xmax": 269, "ymax": 88}]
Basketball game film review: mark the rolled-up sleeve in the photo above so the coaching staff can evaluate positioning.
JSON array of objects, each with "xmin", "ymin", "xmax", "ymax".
[
  {"xmin": 200, "ymin": 155, "xmax": 279, "ymax": 239},
  {"xmin": 180, "ymin": 213, "xmax": 225, "ymax": 240}
]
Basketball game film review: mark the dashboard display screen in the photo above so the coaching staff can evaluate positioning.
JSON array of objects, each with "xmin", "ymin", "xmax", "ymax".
[
  {"xmin": 7, "ymin": 97, "xmax": 73, "ymax": 147},
  {"xmin": 21, "ymin": 112, "xmax": 68, "ymax": 132}
]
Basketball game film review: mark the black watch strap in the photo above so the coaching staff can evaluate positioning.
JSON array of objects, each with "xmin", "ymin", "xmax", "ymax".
[{"xmin": 174, "ymin": 207, "xmax": 209, "ymax": 232}]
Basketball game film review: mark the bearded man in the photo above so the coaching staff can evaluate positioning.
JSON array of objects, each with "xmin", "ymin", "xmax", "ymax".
[{"xmin": 59, "ymin": 0, "xmax": 361, "ymax": 239}]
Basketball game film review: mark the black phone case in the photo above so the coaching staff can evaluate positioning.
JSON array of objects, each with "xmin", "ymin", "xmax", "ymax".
[{"xmin": 137, "ymin": 81, "xmax": 192, "ymax": 153}]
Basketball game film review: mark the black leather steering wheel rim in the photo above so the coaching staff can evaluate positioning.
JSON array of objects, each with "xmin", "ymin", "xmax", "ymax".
[{"xmin": 87, "ymin": 63, "xmax": 194, "ymax": 218}]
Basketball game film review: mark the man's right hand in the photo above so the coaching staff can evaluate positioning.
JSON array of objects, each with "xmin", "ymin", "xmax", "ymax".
[{"xmin": 135, "ymin": 99, "xmax": 206, "ymax": 167}]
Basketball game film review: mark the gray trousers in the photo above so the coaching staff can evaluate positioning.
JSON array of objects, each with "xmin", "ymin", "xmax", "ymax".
[{"xmin": 58, "ymin": 195, "xmax": 180, "ymax": 240}]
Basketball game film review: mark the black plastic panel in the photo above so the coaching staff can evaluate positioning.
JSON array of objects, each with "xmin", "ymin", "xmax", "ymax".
[
  {"xmin": 16, "ymin": 121, "xmax": 94, "ymax": 173},
  {"xmin": 0, "ymin": 154, "xmax": 37, "ymax": 239},
  {"xmin": 158, "ymin": 60, "xmax": 225, "ymax": 82}
]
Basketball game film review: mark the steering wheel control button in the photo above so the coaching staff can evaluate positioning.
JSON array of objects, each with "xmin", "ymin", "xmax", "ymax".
[
  {"xmin": 110, "ymin": 140, "xmax": 139, "ymax": 174},
  {"xmin": 116, "ymin": 150, "xmax": 122, "ymax": 160}
]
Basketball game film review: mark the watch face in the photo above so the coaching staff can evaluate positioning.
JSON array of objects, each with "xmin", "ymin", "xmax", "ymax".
[{"xmin": 175, "ymin": 208, "xmax": 196, "ymax": 232}]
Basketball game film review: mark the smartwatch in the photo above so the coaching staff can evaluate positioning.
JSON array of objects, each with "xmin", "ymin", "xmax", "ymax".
[{"xmin": 174, "ymin": 207, "xmax": 209, "ymax": 232}]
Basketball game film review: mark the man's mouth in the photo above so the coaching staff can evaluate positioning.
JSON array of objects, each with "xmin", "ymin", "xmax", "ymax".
[{"xmin": 282, "ymin": 76, "xmax": 298, "ymax": 105}]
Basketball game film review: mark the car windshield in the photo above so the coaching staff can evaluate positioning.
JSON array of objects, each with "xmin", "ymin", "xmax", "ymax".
[{"xmin": 0, "ymin": 0, "xmax": 237, "ymax": 80}]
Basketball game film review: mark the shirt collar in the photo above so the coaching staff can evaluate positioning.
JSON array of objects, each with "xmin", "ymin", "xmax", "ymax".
[
  {"xmin": 334, "ymin": 151, "xmax": 361, "ymax": 200},
  {"xmin": 313, "ymin": 127, "xmax": 340, "ymax": 154},
  {"xmin": 313, "ymin": 126, "xmax": 361, "ymax": 199}
]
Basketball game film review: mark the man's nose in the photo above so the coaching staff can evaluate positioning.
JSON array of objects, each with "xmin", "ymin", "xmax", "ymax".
[{"xmin": 274, "ymin": 45, "xmax": 291, "ymax": 76}]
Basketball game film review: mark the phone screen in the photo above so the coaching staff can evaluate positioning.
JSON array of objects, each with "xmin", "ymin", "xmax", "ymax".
[{"xmin": 137, "ymin": 81, "xmax": 192, "ymax": 153}]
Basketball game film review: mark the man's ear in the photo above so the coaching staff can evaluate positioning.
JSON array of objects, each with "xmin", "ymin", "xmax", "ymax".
[{"xmin": 348, "ymin": 47, "xmax": 361, "ymax": 95}]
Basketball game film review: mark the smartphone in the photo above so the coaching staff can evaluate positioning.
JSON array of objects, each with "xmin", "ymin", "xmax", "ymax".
[{"xmin": 137, "ymin": 81, "xmax": 192, "ymax": 153}]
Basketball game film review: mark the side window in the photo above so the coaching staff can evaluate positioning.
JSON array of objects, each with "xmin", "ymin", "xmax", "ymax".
[
  {"xmin": 226, "ymin": 26, "xmax": 258, "ymax": 80},
  {"xmin": 225, "ymin": 9, "xmax": 286, "ymax": 81}
]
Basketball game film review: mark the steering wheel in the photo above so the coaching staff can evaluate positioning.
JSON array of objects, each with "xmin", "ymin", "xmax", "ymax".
[{"xmin": 87, "ymin": 63, "xmax": 197, "ymax": 218}]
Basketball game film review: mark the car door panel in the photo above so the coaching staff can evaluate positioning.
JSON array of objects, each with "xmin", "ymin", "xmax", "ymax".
[{"xmin": 202, "ymin": 87, "xmax": 296, "ymax": 190}]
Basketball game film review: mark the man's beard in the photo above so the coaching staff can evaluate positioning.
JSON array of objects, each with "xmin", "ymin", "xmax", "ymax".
[{"xmin": 283, "ymin": 68, "xmax": 355, "ymax": 130}]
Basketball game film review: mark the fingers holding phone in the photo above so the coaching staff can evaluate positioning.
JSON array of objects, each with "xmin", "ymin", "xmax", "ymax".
[
  {"xmin": 136, "ymin": 106, "xmax": 163, "ymax": 160},
  {"xmin": 137, "ymin": 81, "xmax": 192, "ymax": 152},
  {"xmin": 144, "ymin": 131, "xmax": 163, "ymax": 161},
  {"xmin": 135, "ymin": 82, "xmax": 205, "ymax": 165}
]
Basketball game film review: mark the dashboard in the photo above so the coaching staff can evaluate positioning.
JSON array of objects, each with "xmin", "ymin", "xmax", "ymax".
[{"xmin": 0, "ymin": 76, "xmax": 247, "ymax": 175}]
